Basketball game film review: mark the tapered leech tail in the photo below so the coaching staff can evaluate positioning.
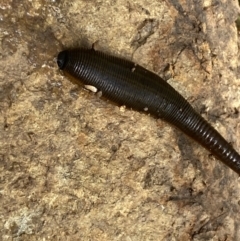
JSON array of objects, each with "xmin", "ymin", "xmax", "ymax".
[{"xmin": 57, "ymin": 48, "xmax": 240, "ymax": 175}]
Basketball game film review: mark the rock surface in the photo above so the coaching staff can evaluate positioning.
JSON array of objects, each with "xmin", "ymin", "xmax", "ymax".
[{"xmin": 1, "ymin": 0, "xmax": 240, "ymax": 240}]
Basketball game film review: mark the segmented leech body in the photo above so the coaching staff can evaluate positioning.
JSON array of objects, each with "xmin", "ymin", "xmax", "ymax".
[{"xmin": 57, "ymin": 48, "xmax": 240, "ymax": 175}]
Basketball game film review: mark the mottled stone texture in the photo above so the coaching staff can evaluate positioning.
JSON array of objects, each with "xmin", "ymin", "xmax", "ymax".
[{"xmin": 1, "ymin": 0, "xmax": 240, "ymax": 240}]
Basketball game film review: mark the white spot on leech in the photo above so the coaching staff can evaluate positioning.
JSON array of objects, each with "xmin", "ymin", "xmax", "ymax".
[
  {"xmin": 120, "ymin": 105, "xmax": 126, "ymax": 112},
  {"xmin": 131, "ymin": 63, "xmax": 137, "ymax": 72},
  {"xmin": 84, "ymin": 85, "xmax": 98, "ymax": 93},
  {"xmin": 144, "ymin": 107, "xmax": 148, "ymax": 111},
  {"xmin": 92, "ymin": 40, "xmax": 100, "ymax": 51},
  {"xmin": 97, "ymin": 91, "xmax": 102, "ymax": 98}
]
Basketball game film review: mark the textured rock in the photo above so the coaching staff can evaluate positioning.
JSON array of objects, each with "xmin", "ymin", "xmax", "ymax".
[{"xmin": 1, "ymin": 0, "xmax": 240, "ymax": 240}]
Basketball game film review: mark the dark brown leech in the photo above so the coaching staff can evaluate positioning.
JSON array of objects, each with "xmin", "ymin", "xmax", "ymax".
[{"xmin": 57, "ymin": 48, "xmax": 240, "ymax": 175}]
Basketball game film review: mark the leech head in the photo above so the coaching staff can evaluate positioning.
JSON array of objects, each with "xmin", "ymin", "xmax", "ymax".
[{"xmin": 57, "ymin": 50, "xmax": 68, "ymax": 70}]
